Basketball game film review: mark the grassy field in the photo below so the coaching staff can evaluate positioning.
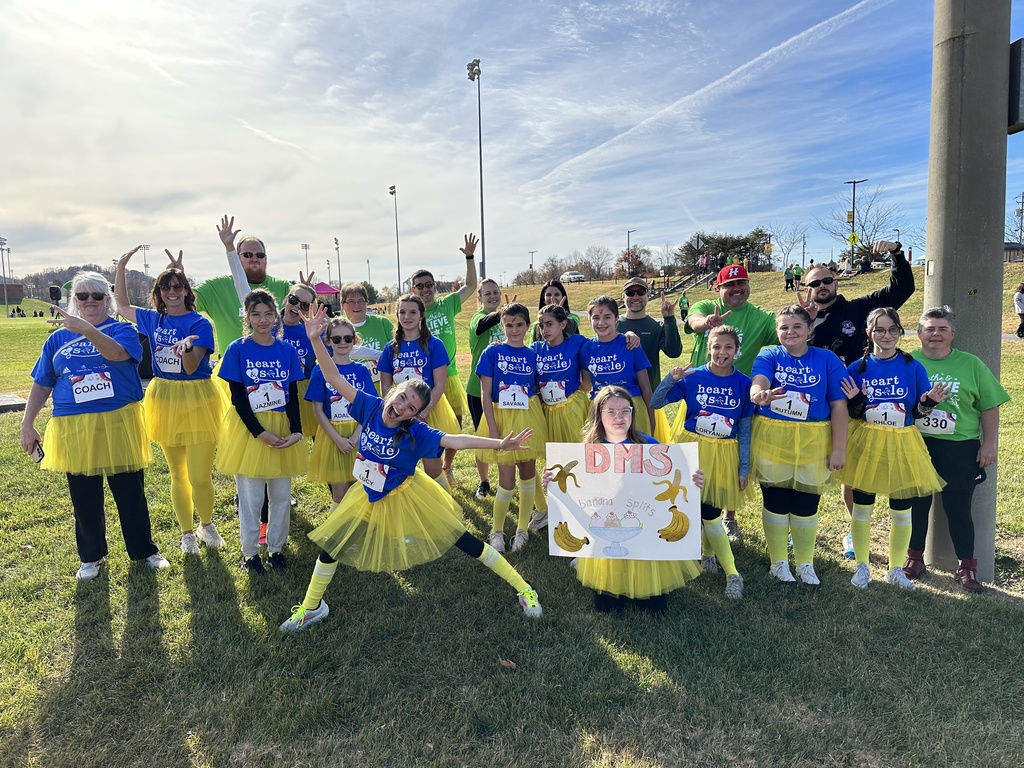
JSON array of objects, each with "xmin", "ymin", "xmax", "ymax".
[{"xmin": 2, "ymin": 269, "xmax": 1024, "ymax": 767}]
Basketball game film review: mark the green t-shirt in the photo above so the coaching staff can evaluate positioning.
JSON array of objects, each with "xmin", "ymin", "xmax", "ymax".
[
  {"xmin": 793, "ymin": 266, "xmax": 804, "ymax": 278},
  {"xmin": 425, "ymin": 292, "xmax": 462, "ymax": 375},
  {"xmin": 194, "ymin": 274, "xmax": 292, "ymax": 356},
  {"xmin": 685, "ymin": 299, "xmax": 778, "ymax": 376},
  {"xmin": 678, "ymin": 295, "xmax": 690, "ymax": 313},
  {"xmin": 467, "ymin": 310, "xmax": 505, "ymax": 397},
  {"xmin": 352, "ymin": 313, "xmax": 394, "ymax": 384},
  {"xmin": 911, "ymin": 348, "xmax": 1010, "ymax": 442}
]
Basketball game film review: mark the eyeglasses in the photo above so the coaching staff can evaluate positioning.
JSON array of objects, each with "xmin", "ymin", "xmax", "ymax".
[
  {"xmin": 871, "ymin": 327, "xmax": 901, "ymax": 337},
  {"xmin": 287, "ymin": 295, "xmax": 311, "ymax": 310},
  {"xmin": 603, "ymin": 409, "xmax": 633, "ymax": 419},
  {"xmin": 330, "ymin": 334, "xmax": 356, "ymax": 345},
  {"xmin": 806, "ymin": 276, "xmax": 836, "ymax": 289},
  {"xmin": 240, "ymin": 251, "xmax": 266, "ymax": 260},
  {"xmin": 75, "ymin": 292, "xmax": 105, "ymax": 301},
  {"xmin": 344, "ymin": 298, "xmax": 367, "ymax": 306},
  {"xmin": 159, "ymin": 283, "xmax": 184, "ymax": 293},
  {"xmin": 413, "ymin": 281, "xmax": 435, "ymax": 290},
  {"xmin": 624, "ymin": 288, "xmax": 647, "ymax": 297},
  {"xmin": 249, "ymin": 311, "xmax": 276, "ymax": 321}
]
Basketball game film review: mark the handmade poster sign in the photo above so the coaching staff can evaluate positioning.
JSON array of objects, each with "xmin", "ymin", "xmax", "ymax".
[{"xmin": 546, "ymin": 442, "xmax": 700, "ymax": 560}]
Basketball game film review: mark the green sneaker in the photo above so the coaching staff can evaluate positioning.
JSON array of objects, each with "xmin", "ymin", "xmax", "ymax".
[
  {"xmin": 517, "ymin": 588, "xmax": 543, "ymax": 618},
  {"xmin": 279, "ymin": 600, "xmax": 329, "ymax": 633}
]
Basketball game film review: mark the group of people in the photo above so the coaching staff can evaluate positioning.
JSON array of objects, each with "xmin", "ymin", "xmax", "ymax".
[{"xmin": 18, "ymin": 228, "xmax": 1009, "ymax": 633}]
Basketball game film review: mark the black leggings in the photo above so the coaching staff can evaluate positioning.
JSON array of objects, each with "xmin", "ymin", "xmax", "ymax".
[
  {"xmin": 468, "ymin": 394, "xmax": 484, "ymax": 430},
  {"xmin": 701, "ymin": 503, "xmax": 723, "ymax": 521},
  {"xmin": 908, "ymin": 437, "xmax": 982, "ymax": 558},
  {"xmin": 760, "ymin": 485, "xmax": 821, "ymax": 517},
  {"xmin": 851, "ymin": 490, "xmax": 915, "ymax": 511},
  {"xmin": 317, "ymin": 531, "xmax": 484, "ymax": 565}
]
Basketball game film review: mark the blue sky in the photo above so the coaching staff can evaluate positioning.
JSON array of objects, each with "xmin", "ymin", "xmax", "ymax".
[{"xmin": 2, "ymin": 0, "xmax": 1024, "ymax": 286}]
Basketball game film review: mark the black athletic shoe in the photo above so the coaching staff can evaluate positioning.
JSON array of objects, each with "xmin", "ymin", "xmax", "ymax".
[
  {"xmin": 241, "ymin": 554, "xmax": 265, "ymax": 574},
  {"xmin": 266, "ymin": 552, "xmax": 288, "ymax": 571},
  {"xmin": 475, "ymin": 481, "xmax": 491, "ymax": 500}
]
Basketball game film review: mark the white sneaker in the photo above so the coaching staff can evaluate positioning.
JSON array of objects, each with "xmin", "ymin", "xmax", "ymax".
[
  {"xmin": 769, "ymin": 560, "xmax": 796, "ymax": 583},
  {"xmin": 181, "ymin": 532, "xmax": 200, "ymax": 555},
  {"xmin": 510, "ymin": 529, "xmax": 529, "ymax": 553},
  {"xmin": 701, "ymin": 555, "xmax": 721, "ymax": 574},
  {"xmin": 795, "ymin": 562, "xmax": 820, "ymax": 586},
  {"xmin": 528, "ymin": 512, "xmax": 548, "ymax": 532},
  {"xmin": 76, "ymin": 559, "xmax": 104, "ymax": 580},
  {"xmin": 279, "ymin": 600, "xmax": 329, "ymax": 632},
  {"xmin": 197, "ymin": 522, "xmax": 225, "ymax": 549},
  {"xmin": 517, "ymin": 588, "xmax": 543, "ymax": 618},
  {"xmin": 724, "ymin": 573, "xmax": 744, "ymax": 600},
  {"xmin": 145, "ymin": 553, "xmax": 171, "ymax": 570},
  {"xmin": 884, "ymin": 566, "xmax": 918, "ymax": 591},
  {"xmin": 488, "ymin": 530, "xmax": 506, "ymax": 553},
  {"xmin": 851, "ymin": 562, "xmax": 870, "ymax": 589}
]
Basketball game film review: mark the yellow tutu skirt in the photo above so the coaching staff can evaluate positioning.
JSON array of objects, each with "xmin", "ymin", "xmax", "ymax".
[
  {"xmin": 751, "ymin": 416, "xmax": 835, "ymax": 494},
  {"xmin": 676, "ymin": 431, "xmax": 754, "ymax": 511},
  {"xmin": 669, "ymin": 401, "xmax": 688, "ymax": 441},
  {"xmin": 425, "ymin": 393, "xmax": 460, "ymax": 436},
  {"xmin": 144, "ymin": 377, "xmax": 225, "ymax": 447},
  {"xmin": 307, "ymin": 419, "xmax": 359, "ymax": 483},
  {"xmin": 542, "ymin": 389, "xmax": 590, "ymax": 443},
  {"xmin": 445, "ymin": 372, "xmax": 468, "ymax": 419},
  {"xmin": 216, "ymin": 409, "xmax": 310, "ymax": 479},
  {"xmin": 653, "ymin": 408, "xmax": 671, "ymax": 443},
  {"xmin": 211, "ymin": 357, "xmax": 231, "ymax": 401},
  {"xmin": 842, "ymin": 421, "xmax": 946, "ymax": 498},
  {"xmin": 42, "ymin": 402, "xmax": 151, "ymax": 476},
  {"xmin": 631, "ymin": 395, "xmax": 653, "ymax": 436},
  {"xmin": 475, "ymin": 396, "xmax": 548, "ymax": 465},
  {"xmin": 576, "ymin": 558, "xmax": 700, "ymax": 599},
  {"xmin": 297, "ymin": 379, "xmax": 317, "ymax": 439},
  {"xmin": 308, "ymin": 468, "xmax": 467, "ymax": 571}
]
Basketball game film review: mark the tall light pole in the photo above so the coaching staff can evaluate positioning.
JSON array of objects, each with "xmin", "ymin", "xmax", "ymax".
[
  {"xmin": 366, "ymin": 259, "xmax": 371, "ymax": 283},
  {"xmin": 326, "ymin": 260, "xmax": 331, "ymax": 287},
  {"xmin": 140, "ymin": 244, "xmax": 150, "ymax": 277},
  {"xmin": 894, "ymin": 228, "xmax": 900, "ymax": 243},
  {"xmin": 300, "ymin": 243, "xmax": 310, "ymax": 277},
  {"xmin": 528, "ymin": 250, "xmax": 536, "ymax": 271},
  {"xmin": 627, "ymin": 229, "xmax": 637, "ymax": 276},
  {"xmin": 844, "ymin": 178, "xmax": 868, "ymax": 264},
  {"xmin": 0, "ymin": 237, "xmax": 8, "ymax": 317},
  {"xmin": 334, "ymin": 237, "xmax": 342, "ymax": 288},
  {"xmin": 389, "ymin": 185, "xmax": 402, "ymax": 293},
  {"xmin": 467, "ymin": 58, "xmax": 486, "ymax": 278}
]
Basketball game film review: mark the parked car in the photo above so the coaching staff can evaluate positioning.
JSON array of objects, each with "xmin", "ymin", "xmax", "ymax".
[{"xmin": 560, "ymin": 271, "xmax": 586, "ymax": 283}]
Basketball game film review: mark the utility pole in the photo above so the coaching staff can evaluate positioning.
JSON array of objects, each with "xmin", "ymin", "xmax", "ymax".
[
  {"xmin": 1016, "ymin": 192, "xmax": 1024, "ymax": 246},
  {"xmin": 0, "ymin": 237, "xmax": 8, "ymax": 317},
  {"xmin": 334, "ymin": 237, "xmax": 342, "ymax": 288},
  {"xmin": 301, "ymin": 243, "xmax": 310, "ymax": 277},
  {"xmin": 802, "ymin": 234, "xmax": 806, "ymax": 267}
]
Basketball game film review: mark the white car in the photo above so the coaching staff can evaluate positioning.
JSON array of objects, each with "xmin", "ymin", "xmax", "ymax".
[{"xmin": 560, "ymin": 271, "xmax": 586, "ymax": 283}]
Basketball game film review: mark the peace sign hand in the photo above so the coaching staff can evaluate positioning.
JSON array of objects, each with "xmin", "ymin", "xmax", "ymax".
[
  {"xmin": 299, "ymin": 271, "xmax": 317, "ymax": 288},
  {"xmin": 164, "ymin": 249, "xmax": 184, "ymax": 271},
  {"xmin": 706, "ymin": 306, "xmax": 732, "ymax": 329},
  {"xmin": 669, "ymin": 364, "xmax": 694, "ymax": 381},
  {"xmin": 795, "ymin": 288, "xmax": 819, "ymax": 320}
]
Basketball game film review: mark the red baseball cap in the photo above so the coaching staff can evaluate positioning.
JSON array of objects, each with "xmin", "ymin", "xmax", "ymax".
[{"xmin": 716, "ymin": 265, "xmax": 749, "ymax": 285}]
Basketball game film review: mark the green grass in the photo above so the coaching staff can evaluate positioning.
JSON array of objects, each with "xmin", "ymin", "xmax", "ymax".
[{"xmin": 2, "ymin": 270, "xmax": 1024, "ymax": 766}]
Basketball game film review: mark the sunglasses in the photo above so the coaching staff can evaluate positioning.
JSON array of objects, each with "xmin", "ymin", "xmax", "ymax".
[
  {"xmin": 806, "ymin": 276, "xmax": 836, "ymax": 289},
  {"xmin": 240, "ymin": 251, "xmax": 266, "ymax": 260},
  {"xmin": 330, "ymin": 334, "xmax": 356, "ymax": 345},
  {"xmin": 413, "ymin": 281, "xmax": 435, "ymax": 290},
  {"xmin": 287, "ymin": 295, "xmax": 311, "ymax": 310},
  {"xmin": 159, "ymin": 283, "xmax": 185, "ymax": 293},
  {"xmin": 75, "ymin": 292, "xmax": 106, "ymax": 301},
  {"xmin": 624, "ymin": 288, "xmax": 647, "ymax": 297}
]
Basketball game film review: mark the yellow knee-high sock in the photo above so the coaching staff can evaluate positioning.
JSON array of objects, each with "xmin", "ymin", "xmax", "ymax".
[
  {"xmin": 435, "ymin": 471, "xmax": 451, "ymax": 491},
  {"xmin": 889, "ymin": 507, "xmax": 913, "ymax": 570},
  {"xmin": 790, "ymin": 513, "xmax": 819, "ymax": 566},
  {"xmin": 301, "ymin": 559, "xmax": 338, "ymax": 610},
  {"xmin": 761, "ymin": 508, "xmax": 790, "ymax": 563},
  {"xmin": 517, "ymin": 478, "xmax": 537, "ymax": 531},
  {"xmin": 851, "ymin": 502, "xmax": 874, "ymax": 565},
  {"xmin": 703, "ymin": 516, "xmax": 738, "ymax": 576},
  {"xmin": 532, "ymin": 461, "xmax": 547, "ymax": 513},
  {"xmin": 700, "ymin": 523, "xmax": 712, "ymax": 557},
  {"xmin": 477, "ymin": 543, "xmax": 530, "ymax": 592},
  {"xmin": 492, "ymin": 485, "xmax": 514, "ymax": 533}
]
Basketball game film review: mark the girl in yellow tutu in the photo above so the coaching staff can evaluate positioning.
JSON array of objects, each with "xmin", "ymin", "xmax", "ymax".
[
  {"xmin": 305, "ymin": 317, "xmax": 376, "ymax": 504},
  {"xmin": 652, "ymin": 325, "xmax": 752, "ymax": 599},
  {"xmin": 279, "ymin": 306, "xmax": 543, "ymax": 632},
  {"xmin": 377, "ymin": 294, "xmax": 459, "ymax": 489},
  {"xmin": 279, "ymin": 282, "xmax": 320, "ymax": 438},
  {"xmin": 476, "ymin": 303, "xmax": 549, "ymax": 553},
  {"xmin": 217, "ymin": 289, "xmax": 309, "ymax": 574},
  {"xmin": 115, "ymin": 247, "xmax": 227, "ymax": 556},
  {"xmin": 750, "ymin": 305, "xmax": 849, "ymax": 586},
  {"xmin": 840, "ymin": 307, "xmax": 950, "ymax": 590},
  {"xmin": 544, "ymin": 385, "xmax": 700, "ymax": 614}
]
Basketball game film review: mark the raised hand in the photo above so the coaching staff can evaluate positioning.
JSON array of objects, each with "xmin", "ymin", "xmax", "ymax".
[
  {"xmin": 302, "ymin": 304, "xmax": 330, "ymax": 341},
  {"xmin": 872, "ymin": 239, "xmax": 899, "ymax": 254},
  {"xmin": 794, "ymin": 288, "xmax": 819, "ymax": 320},
  {"xmin": 117, "ymin": 245, "xmax": 142, "ymax": 269},
  {"xmin": 840, "ymin": 377, "xmax": 862, "ymax": 400},
  {"xmin": 218, "ymin": 215, "xmax": 240, "ymax": 250},
  {"xmin": 503, "ymin": 293, "xmax": 518, "ymax": 305},
  {"xmin": 460, "ymin": 233, "xmax": 479, "ymax": 258},
  {"xmin": 165, "ymin": 249, "xmax": 184, "ymax": 271},
  {"xmin": 48, "ymin": 305, "xmax": 93, "ymax": 333},
  {"xmin": 706, "ymin": 306, "xmax": 732, "ymax": 329},
  {"xmin": 659, "ymin": 290, "xmax": 674, "ymax": 317},
  {"xmin": 299, "ymin": 271, "xmax": 317, "ymax": 287},
  {"xmin": 923, "ymin": 381, "xmax": 952, "ymax": 404},
  {"xmin": 669, "ymin": 364, "xmax": 694, "ymax": 381}
]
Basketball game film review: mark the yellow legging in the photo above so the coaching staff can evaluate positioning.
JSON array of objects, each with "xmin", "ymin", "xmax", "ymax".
[{"xmin": 163, "ymin": 442, "xmax": 216, "ymax": 533}]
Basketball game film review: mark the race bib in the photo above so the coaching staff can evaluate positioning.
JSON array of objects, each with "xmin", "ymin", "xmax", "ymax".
[
  {"xmin": 362, "ymin": 359, "xmax": 381, "ymax": 384},
  {"xmin": 248, "ymin": 381, "xmax": 286, "ymax": 413},
  {"xmin": 153, "ymin": 344, "xmax": 182, "ymax": 375},
  {"xmin": 769, "ymin": 392, "xmax": 810, "ymax": 421},
  {"xmin": 354, "ymin": 453, "xmax": 389, "ymax": 492},
  {"xmin": 865, "ymin": 401, "xmax": 907, "ymax": 428},
  {"xmin": 329, "ymin": 395, "xmax": 354, "ymax": 422},
  {"xmin": 393, "ymin": 366, "xmax": 423, "ymax": 384},
  {"xmin": 72, "ymin": 372, "xmax": 115, "ymax": 404},
  {"xmin": 695, "ymin": 410, "xmax": 733, "ymax": 439},
  {"xmin": 917, "ymin": 409, "xmax": 956, "ymax": 436},
  {"xmin": 498, "ymin": 384, "xmax": 530, "ymax": 410},
  {"xmin": 539, "ymin": 380, "xmax": 567, "ymax": 405}
]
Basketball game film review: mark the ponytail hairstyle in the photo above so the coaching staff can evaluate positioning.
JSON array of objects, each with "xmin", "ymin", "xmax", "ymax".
[
  {"xmin": 857, "ymin": 307, "xmax": 912, "ymax": 372},
  {"xmin": 391, "ymin": 294, "xmax": 431, "ymax": 362},
  {"xmin": 242, "ymin": 288, "xmax": 282, "ymax": 341},
  {"xmin": 582, "ymin": 385, "xmax": 644, "ymax": 445},
  {"xmin": 537, "ymin": 304, "xmax": 569, "ymax": 344}
]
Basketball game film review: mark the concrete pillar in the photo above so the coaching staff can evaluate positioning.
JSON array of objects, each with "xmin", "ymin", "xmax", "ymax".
[{"xmin": 923, "ymin": 0, "xmax": 1011, "ymax": 582}]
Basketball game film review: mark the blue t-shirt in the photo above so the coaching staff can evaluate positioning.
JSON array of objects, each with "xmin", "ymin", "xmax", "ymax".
[
  {"xmin": 350, "ymin": 389, "xmax": 446, "ymax": 502},
  {"xmin": 660, "ymin": 366, "xmax": 753, "ymax": 439},
  {"xmin": 305, "ymin": 360, "xmax": 377, "ymax": 420},
  {"xmin": 217, "ymin": 336, "xmax": 304, "ymax": 412},
  {"xmin": 31, "ymin": 317, "xmax": 144, "ymax": 416},
  {"xmin": 281, "ymin": 321, "xmax": 317, "ymax": 378},
  {"xmin": 378, "ymin": 337, "xmax": 450, "ymax": 389},
  {"xmin": 135, "ymin": 308, "xmax": 215, "ymax": 380},
  {"xmin": 751, "ymin": 345, "xmax": 847, "ymax": 422},
  {"xmin": 847, "ymin": 354, "xmax": 931, "ymax": 428},
  {"xmin": 475, "ymin": 344, "xmax": 538, "ymax": 402},
  {"xmin": 532, "ymin": 333, "xmax": 587, "ymax": 401},
  {"xmin": 582, "ymin": 335, "xmax": 651, "ymax": 397}
]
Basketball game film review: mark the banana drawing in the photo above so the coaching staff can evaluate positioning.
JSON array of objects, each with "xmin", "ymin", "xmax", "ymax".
[
  {"xmin": 657, "ymin": 505, "xmax": 690, "ymax": 542},
  {"xmin": 553, "ymin": 522, "xmax": 590, "ymax": 552},
  {"xmin": 652, "ymin": 469, "xmax": 689, "ymax": 505},
  {"xmin": 545, "ymin": 460, "xmax": 580, "ymax": 493}
]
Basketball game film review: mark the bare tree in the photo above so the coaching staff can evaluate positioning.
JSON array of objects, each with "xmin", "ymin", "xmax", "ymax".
[
  {"xmin": 538, "ymin": 254, "xmax": 567, "ymax": 283},
  {"xmin": 814, "ymin": 185, "xmax": 906, "ymax": 259},
  {"xmin": 582, "ymin": 245, "xmax": 613, "ymax": 280},
  {"xmin": 767, "ymin": 221, "xmax": 807, "ymax": 270}
]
